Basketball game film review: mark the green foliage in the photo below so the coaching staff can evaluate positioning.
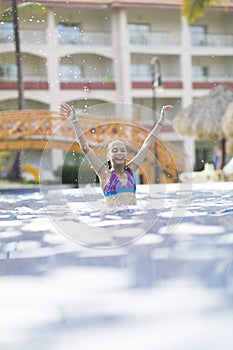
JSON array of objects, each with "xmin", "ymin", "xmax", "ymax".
[
  {"xmin": 57, "ymin": 165, "xmax": 99, "ymax": 186},
  {"xmin": 0, "ymin": 151, "xmax": 11, "ymax": 163},
  {"xmin": 1, "ymin": 2, "xmax": 48, "ymax": 22},
  {"xmin": 181, "ymin": 0, "xmax": 227, "ymax": 24},
  {"xmin": 23, "ymin": 179, "xmax": 39, "ymax": 185},
  {"xmin": 54, "ymin": 152, "xmax": 81, "ymax": 185},
  {"xmin": 55, "ymin": 165, "xmax": 79, "ymax": 185},
  {"xmin": 0, "ymin": 151, "xmax": 12, "ymax": 178},
  {"xmin": 54, "ymin": 152, "xmax": 100, "ymax": 186}
]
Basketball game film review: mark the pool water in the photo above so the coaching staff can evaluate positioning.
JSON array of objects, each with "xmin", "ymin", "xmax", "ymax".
[{"xmin": 0, "ymin": 182, "xmax": 233, "ymax": 350}]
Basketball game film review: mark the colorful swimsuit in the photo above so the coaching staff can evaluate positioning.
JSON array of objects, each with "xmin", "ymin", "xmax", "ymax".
[{"xmin": 103, "ymin": 169, "xmax": 136, "ymax": 197}]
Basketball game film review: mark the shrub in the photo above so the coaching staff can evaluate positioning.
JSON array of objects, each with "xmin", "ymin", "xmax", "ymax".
[{"xmin": 60, "ymin": 165, "xmax": 79, "ymax": 185}]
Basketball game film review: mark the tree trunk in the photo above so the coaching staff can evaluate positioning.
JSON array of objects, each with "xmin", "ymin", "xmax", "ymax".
[
  {"xmin": 6, "ymin": 150, "xmax": 23, "ymax": 181},
  {"xmin": 6, "ymin": 0, "xmax": 24, "ymax": 181}
]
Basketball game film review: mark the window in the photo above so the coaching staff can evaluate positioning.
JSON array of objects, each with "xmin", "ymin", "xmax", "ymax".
[
  {"xmin": 190, "ymin": 25, "xmax": 206, "ymax": 46},
  {"xmin": 0, "ymin": 22, "xmax": 14, "ymax": 43},
  {"xmin": 129, "ymin": 23, "xmax": 150, "ymax": 45},
  {"xmin": 128, "ymin": 23, "xmax": 150, "ymax": 33},
  {"xmin": 58, "ymin": 23, "xmax": 81, "ymax": 45},
  {"xmin": 59, "ymin": 65, "xmax": 83, "ymax": 82},
  {"xmin": 192, "ymin": 65, "xmax": 208, "ymax": 80},
  {"xmin": 0, "ymin": 65, "xmax": 17, "ymax": 81},
  {"xmin": 131, "ymin": 64, "xmax": 151, "ymax": 81}
]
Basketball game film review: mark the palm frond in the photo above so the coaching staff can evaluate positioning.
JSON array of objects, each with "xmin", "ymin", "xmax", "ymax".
[
  {"xmin": 1, "ymin": 2, "xmax": 48, "ymax": 22},
  {"xmin": 181, "ymin": 0, "xmax": 225, "ymax": 24}
]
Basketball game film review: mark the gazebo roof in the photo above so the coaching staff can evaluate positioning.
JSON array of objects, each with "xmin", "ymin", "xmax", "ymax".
[{"xmin": 173, "ymin": 85, "xmax": 233, "ymax": 143}]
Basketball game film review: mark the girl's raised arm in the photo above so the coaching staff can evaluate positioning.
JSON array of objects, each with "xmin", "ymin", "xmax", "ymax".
[
  {"xmin": 59, "ymin": 103, "xmax": 107, "ymax": 176},
  {"xmin": 127, "ymin": 105, "xmax": 173, "ymax": 172}
]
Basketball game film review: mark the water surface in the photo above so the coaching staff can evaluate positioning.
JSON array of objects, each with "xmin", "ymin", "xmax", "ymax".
[{"xmin": 1, "ymin": 182, "xmax": 233, "ymax": 350}]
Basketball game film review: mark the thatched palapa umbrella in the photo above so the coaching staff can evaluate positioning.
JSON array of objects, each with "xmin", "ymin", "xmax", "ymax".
[
  {"xmin": 222, "ymin": 102, "xmax": 233, "ymax": 154},
  {"xmin": 173, "ymin": 85, "xmax": 233, "ymax": 168}
]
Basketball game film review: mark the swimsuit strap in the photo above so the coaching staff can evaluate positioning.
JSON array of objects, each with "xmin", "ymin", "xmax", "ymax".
[{"xmin": 125, "ymin": 169, "xmax": 136, "ymax": 187}]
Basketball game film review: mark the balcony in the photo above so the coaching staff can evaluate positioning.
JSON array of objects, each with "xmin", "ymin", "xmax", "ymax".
[
  {"xmin": 130, "ymin": 31, "xmax": 181, "ymax": 47},
  {"xmin": 0, "ymin": 81, "xmax": 49, "ymax": 90},
  {"xmin": 58, "ymin": 30, "xmax": 112, "ymax": 46},
  {"xmin": 192, "ymin": 74, "xmax": 233, "ymax": 89},
  {"xmin": 131, "ymin": 71, "xmax": 182, "ymax": 89},
  {"xmin": 191, "ymin": 33, "xmax": 233, "ymax": 47},
  {"xmin": 60, "ymin": 74, "xmax": 115, "ymax": 90},
  {"xmin": 0, "ymin": 27, "xmax": 112, "ymax": 47},
  {"xmin": 0, "ymin": 28, "xmax": 46, "ymax": 45},
  {"xmin": 0, "ymin": 73, "xmax": 48, "ymax": 90},
  {"xmin": 60, "ymin": 81, "xmax": 115, "ymax": 90}
]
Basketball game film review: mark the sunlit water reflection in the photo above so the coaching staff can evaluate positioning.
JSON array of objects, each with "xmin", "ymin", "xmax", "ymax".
[{"xmin": 1, "ymin": 182, "xmax": 233, "ymax": 350}]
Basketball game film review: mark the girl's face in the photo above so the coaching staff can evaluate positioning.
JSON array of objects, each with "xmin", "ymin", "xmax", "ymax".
[{"xmin": 107, "ymin": 141, "xmax": 127, "ymax": 167}]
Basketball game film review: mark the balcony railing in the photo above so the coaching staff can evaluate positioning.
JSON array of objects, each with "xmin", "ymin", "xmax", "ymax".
[
  {"xmin": 1, "ymin": 27, "xmax": 233, "ymax": 48},
  {"xmin": 0, "ymin": 28, "xmax": 112, "ymax": 46},
  {"xmin": 192, "ymin": 74, "xmax": 233, "ymax": 82},
  {"xmin": 130, "ymin": 31, "xmax": 181, "ymax": 46},
  {"xmin": 0, "ymin": 29, "xmax": 46, "ymax": 44},
  {"xmin": 59, "ymin": 73, "xmax": 114, "ymax": 82},
  {"xmin": 0, "ymin": 74, "xmax": 47, "ymax": 82},
  {"xmin": 131, "ymin": 74, "xmax": 181, "ymax": 82},
  {"xmin": 191, "ymin": 33, "xmax": 233, "ymax": 47},
  {"xmin": 58, "ymin": 31, "xmax": 112, "ymax": 46}
]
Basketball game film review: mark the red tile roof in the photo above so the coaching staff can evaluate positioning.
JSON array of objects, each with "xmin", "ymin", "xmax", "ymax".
[{"xmin": 16, "ymin": 0, "xmax": 233, "ymax": 10}]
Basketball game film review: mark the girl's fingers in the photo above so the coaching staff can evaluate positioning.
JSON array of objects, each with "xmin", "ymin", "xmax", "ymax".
[
  {"xmin": 163, "ymin": 105, "xmax": 173, "ymax": 111},
  {"xmin": 161, "ymin": 105, "xmax": 173, "ymax": 116},
  {"xmin": 59, "ymin": 103, "xmax": 74, "ymax": 118},
  {"xmin": 59, "ymin": 103, "xmax": 72, "ymax": 112}
]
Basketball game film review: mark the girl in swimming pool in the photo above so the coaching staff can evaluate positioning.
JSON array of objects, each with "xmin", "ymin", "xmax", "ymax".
[{"xmin": 59, "ymin": 103, "xmax": 173, "ymax": 208}]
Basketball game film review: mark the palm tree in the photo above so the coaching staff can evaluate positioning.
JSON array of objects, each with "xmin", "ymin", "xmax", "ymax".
[
  {"xmin": 181, "ymin": 0, "xmax": 231, "ymax": 23},
  {"xmin": 1, "ymin": 2, "xmax": 48, "ymax": 181}
]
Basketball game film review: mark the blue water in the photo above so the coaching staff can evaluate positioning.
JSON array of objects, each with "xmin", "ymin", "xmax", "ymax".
[{"xmin": 0, "ymin": 183, "xmax": 233, "ymax": 350}]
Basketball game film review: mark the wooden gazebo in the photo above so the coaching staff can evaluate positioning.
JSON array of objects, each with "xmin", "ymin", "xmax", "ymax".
[{"xmin": 0, "ymin": 110, "xmax": 187, "ymax": 183}]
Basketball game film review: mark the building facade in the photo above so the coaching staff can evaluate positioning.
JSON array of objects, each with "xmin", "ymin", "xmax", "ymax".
[{"xmin": 1, "ymin": 0, "xmax": 233, "ymax": 175}]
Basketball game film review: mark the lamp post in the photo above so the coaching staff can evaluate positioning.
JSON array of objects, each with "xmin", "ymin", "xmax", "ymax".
[
  {"xmin": 150, "ymin": 56, "xmax": 162, "ymax": 184},
  {"xmin": 151, "ymin": 56, "xmax": 162, "ymax": 119}
]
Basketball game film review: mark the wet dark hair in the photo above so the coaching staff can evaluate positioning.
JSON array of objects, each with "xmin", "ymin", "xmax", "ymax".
[
  {"xmin": 107, "ymin": 160, "xmax": 112, "ymax": 169},
  {"xmin": 125, "ymin": 164, "xmax": 133, "ymax": 175}
]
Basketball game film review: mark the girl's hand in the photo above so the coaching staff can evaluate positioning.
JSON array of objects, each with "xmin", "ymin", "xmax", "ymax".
[
  {"xmin": 59, "ymin": 103, "xmax": 76, "ymax": 121},
  {"xmin": 158, "ymin": 104, "xmax": 173, "ymax": 125}
]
